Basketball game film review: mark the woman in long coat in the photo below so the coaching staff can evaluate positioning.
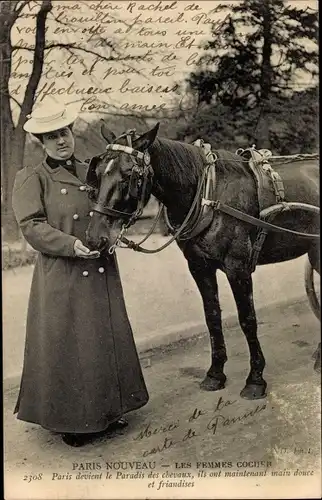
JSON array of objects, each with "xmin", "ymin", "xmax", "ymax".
[{"xmin": 12, "ymin": 104, "xmax": 149, "ymax": 447}]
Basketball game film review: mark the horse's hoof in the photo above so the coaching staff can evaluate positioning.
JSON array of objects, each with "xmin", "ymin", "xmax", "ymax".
[
  {"xmin": 312, "ymin": 345, "xmax": 320, "ymax": 360},
  {"xmin": 313, "ymin": 345, "xmax": 321, "ymax": 372},
  {"xmin": 200, "ymin": 376, "xmax": 226, "ymax": 391},
  {"xmin": 240, "ymin": 383, "xmax": 267, "ymax": 400},
  {"xmin": 312, "ymin": 350, "xmax": 318, "ymax": 360}
]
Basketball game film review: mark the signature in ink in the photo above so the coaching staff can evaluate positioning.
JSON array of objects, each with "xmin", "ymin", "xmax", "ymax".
[
  {"xmin": 134, "ymin": 421, "xmax": 180, "ymax": 441},
  {"xmin": 136, "ymin": 396, "xmax": 267, "ymax": 457},
  {"xmin": 206, "ymin": 403, "xmax": 267, "ymax": 436}
]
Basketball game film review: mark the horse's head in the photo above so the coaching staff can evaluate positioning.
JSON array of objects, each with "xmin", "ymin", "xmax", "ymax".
[{"xmin": 85, "ymin": 121, "xmax": 160, "ymax": 252}]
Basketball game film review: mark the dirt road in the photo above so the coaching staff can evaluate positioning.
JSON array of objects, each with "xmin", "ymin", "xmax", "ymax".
[
  {"xmin": 4, "ymin": 298, "xmax": 321, "ymax": 499},
  {"xmin": 2, "ymin": 239, "xmax": 312, "ymax": 381}
]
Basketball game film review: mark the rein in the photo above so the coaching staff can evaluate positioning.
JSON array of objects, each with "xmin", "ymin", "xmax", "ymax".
[
  {"xmin": 119, "ymin": 167, "xmax": 209, "ymax": 254},
  {"xmin": 90, "ymin": 136, "xmax": 320, "ymax": 255},
  {"xmin": 90, "ymin": 129, "xmax": 211, "ymax": 254},
  {"xmin": 108, "ymin": 164, "xmax": 210, "ymax": 255}
]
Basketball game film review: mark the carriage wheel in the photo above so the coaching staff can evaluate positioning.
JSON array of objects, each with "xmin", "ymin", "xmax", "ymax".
[{"xmin": 305, "ymin": 258, "xmax": 320, "ymax": 321}]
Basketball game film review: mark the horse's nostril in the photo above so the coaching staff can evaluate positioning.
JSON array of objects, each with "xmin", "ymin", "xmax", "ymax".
[
  {"xmin": 86, "ymin": 234, "xmax": 99, "ymax": 251},
  {"xmin": 99, "ymin": 237, "xmax": 108, "ymax": 251}
]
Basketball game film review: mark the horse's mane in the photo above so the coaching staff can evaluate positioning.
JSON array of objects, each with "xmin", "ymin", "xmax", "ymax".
[
  {"xmin": 151, "ymin": 138, "xmax": 248, "ymax": 187},
  {"xmin": 151, "ymin": 138, "xmax": 205, "ymax": 186}
]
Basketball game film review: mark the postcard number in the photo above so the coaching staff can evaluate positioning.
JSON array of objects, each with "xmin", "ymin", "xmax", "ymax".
[{"xmin": 23, "ymin": 473, "xmax": 43, "ymax": 483}]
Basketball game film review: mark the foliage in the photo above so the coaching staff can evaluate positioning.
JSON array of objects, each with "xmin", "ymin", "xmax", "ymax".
[
  {"xmin": 188, "ymin": 0, "xmax": 318, "ymax": 106},
  {"xmin": 0, "ymin": 0, "xmax": 141, "ymax": 239},
  {"xmin": 184, "ymin": 0, "xmax": 318, "ymax": 150},
  {"xmin": 268, "ymin": 87, "xmax": 319, "ymax": 154},
  {"xmin": 175, "ymin": 86, "xmax": 319, "ymax": 155},
  {"xmin": 2, "ymin": 245, "xmax": 37, "ymax": 271}
]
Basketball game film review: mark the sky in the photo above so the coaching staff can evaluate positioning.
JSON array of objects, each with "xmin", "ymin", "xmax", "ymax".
[{"xmin": 9, "ymin": 0, "xmax": 318, "ymax": 123}]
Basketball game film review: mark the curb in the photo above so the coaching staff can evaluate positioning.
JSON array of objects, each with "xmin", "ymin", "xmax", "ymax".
[
  {"xmin": 4, "ymin": 295, "xmax": 310, "ymax": 394},
  {"xmin": 136, "ymin": 294, "xmax": 310, "ymax": 356}
]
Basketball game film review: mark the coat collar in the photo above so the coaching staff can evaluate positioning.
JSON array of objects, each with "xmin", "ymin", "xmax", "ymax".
[
  {"xmin": 46, "ymin": 155, "xmax": 76, "ymax": 171},
  {"xmin": 42, "ymin": 158, "xmax": 88, "ymax": 186}
]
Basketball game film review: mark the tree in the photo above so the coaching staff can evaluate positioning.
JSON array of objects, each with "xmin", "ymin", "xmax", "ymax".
[
  {"xmin": 1, "ymin": 0, "xmax": 52, "ymax": 238},
  {"xmin": 175, "ymin": 86, "xmax": 318, "ymax": 155},
  {"xmin": 186, "ymin": 0, "xmax": 318, "ymax": 149},
  {"xmin": 269, "ymin": 86, "xmax": 319, "ymax": 154},
  {"xmin": 0, "ymin": 0, "xmax": 139, "ymax": 239}
]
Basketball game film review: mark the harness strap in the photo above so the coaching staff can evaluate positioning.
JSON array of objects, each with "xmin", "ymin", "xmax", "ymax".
[
  {"xmin": 270, "ymin": 153, "xmax": 319, "ymax": 165},
  {"xmin": 239, "ymin": 146, "xmax": 286, "ymax": 207},
  {"xmin": 126, "ymin": 203, "xmax": 165, "ymax": 247},
  {"xmin": 106, "ymin": 144, "xmax": 144, "ymax": 159},
  {"xmin": 163, "ymin": 165, "xmax": 211, "ymax": 240},
  {"xmin": 93, "ymin": 139, "xmax": 319, "ymax": 256},
  {"xmin": 163, "ymin": 140, "xmax": 218, "ymax": 240},
  {"xmin": 119, "ymin": 166, "xmax": 209, "ymax": 254},
  {"xmin": 105, "ymin": 142, "xmax": 152, "ymax": 166},
  {"xmin": 92, "ymin": 203, "xmax": 132, "ymax": 218},
  {"xmin": 202, "ymin": 200, "xmax": 320, "ymax": 240},
  {"xmin": 249, "ymin": 230, "xmax": 268, "ymax": 273},
  {"xmin": 125, "ymin": 130, "xmax": 135, "ymax": 148}
]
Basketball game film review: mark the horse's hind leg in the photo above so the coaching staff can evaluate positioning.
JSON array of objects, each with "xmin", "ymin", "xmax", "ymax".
[
  {"xmin": 308, "ymin": 243, "xmax": 320, "ymax": 274},
  {"xmin": 225, "ymin": 260, "xmax": 267, "ymax": 399},
  {"xmin": 188, "ymin": 259, "xmax": 227, "ymax": 391},
  {"xmin": 308, "ymin": 244, "xmax": 321, "ymax": 372},
  {"xmin": 312, "ymin": 344, "xmax": 321, "ymax": 373}
]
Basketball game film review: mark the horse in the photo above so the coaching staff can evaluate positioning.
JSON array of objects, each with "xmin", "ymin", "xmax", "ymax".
[{"xmin": 85, "ymin": 122, "xmax": 320, "ymax": 400}]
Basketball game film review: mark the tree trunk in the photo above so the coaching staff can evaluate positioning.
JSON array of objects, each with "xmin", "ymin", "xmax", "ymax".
[
  {"xmin": 1, "ymin": 2, "xmax": 20, "ymax": 240},
  {"xmin": 1, "ymin": 0, "xmax": 52, "ymax": 241},
  {"xmin": 255, "ymin": 105, "xmax": 271, "ymax": 150},
  {"xmin": 257, "ymin": 0, "xmax": 273, "ymax": 149},
  {"xmin": 2, "ymin": 127, "xmax": 27, "ymax": 240}
]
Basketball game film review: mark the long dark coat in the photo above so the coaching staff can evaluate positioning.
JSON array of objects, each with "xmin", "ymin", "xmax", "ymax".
[{"xmin": 12, "ymin": 159, "xmax": 149, "ymax": 433}]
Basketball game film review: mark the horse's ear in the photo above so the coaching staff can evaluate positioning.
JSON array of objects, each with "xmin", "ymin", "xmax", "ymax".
[
  {"xmin": 133, "ymin": 123, "xmax": 160, "ymax": 151},
  {"xmin": 100, "ymin": 120, "xmax": 116, "ymax": 144}
]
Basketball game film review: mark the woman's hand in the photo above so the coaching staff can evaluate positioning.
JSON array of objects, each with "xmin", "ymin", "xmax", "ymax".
[{"xmin": 74, "ymin": 239, "xmax": 100, "ymax": 259}]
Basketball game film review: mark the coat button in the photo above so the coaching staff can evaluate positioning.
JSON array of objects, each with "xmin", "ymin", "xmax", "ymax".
[
  {"xmin": 89, "ymin": 211, "xmax": 93, "ymax": 217},
  {"xmin": 82, "ymin": 271, "xmax": 89, "ymax": 277},
  {"xmin": 60, "ymin": 188, "xmax": 67, "ymax": 195},
  {"xmin": 79, "ymin": 186, "xmax": 86, "ymax": 191},
  {"xmin": 98, "ymin": 267, "xmax": 105, "ymax": 273},
  {"xmin": 73, "ymin": 214, "xmax": 79, "ymax": 220}
]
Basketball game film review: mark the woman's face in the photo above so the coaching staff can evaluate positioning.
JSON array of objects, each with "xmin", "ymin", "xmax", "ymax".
[{"xmin": 42, "ymin": 127, "xmax": 75, "ymax": 160}]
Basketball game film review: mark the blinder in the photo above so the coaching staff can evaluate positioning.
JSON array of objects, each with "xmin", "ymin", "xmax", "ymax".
[
  {"xmin": 85, "ymin": 155, "xmax": 101, "ymax": 190},
  {"xmin": 89, "ymin": 140, "xmax": 154, "ymax": 225},
  {"xmin": 128, "ymin": 166, "xmax": 142, "ymax": 199},
  {"xmin": 124, "ymin": 148, "xmax": 153, "ymax": 202}
]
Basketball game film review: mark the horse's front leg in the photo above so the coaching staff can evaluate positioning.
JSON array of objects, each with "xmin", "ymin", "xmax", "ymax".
[
  {"xmin": 188, "ymin": 259, "xmax": 227, "ymax": 391},
  {"xmin": 225, "ymin": 258, "xmax": 267, "ymax": 400},
  {"xmin": 312, "ymin": 343, "xmax": 321, "ymax": 373}
]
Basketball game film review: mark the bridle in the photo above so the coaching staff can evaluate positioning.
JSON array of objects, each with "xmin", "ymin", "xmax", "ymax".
[
  {"xmin": 87, "ymin": 130, "xmax": 166, "ymax": 254},
  {"xmin": 90, "ymin": 130, "xmax": 154, "ymax": 226},
  {"xmin": 87, "ymin": 130, "xmax": 213, "ymax": 255},
  {"xmin": 87, "ymin": 134, "xmax": 320, "ymax": 258}
]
